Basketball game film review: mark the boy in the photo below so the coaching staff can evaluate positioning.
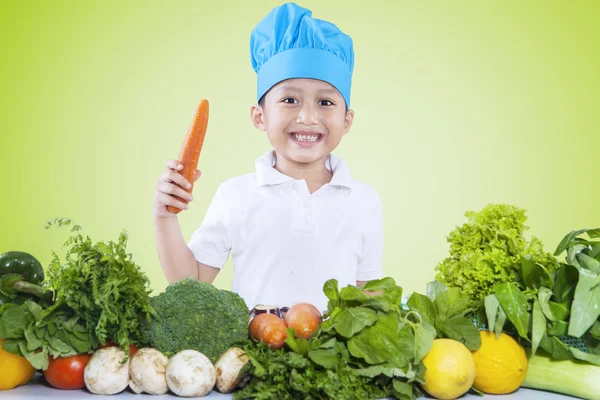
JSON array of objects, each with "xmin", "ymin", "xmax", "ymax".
[{"xmin": 153, "ymin": 2, "xmax": 383, "ymax": 312}]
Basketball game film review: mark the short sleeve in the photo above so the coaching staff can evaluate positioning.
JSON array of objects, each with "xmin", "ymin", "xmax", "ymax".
[
  {"xmin": 356, "ymin": 195, "xmax": 384, "ymax": 281},
  {"xmin": 187, "ymin": 185, "xmax": 231, "ymax": 268}
]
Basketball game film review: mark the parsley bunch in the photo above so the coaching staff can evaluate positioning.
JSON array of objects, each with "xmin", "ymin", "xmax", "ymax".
[{"xmin": 45, "ymin": 218, "xmax": 155, "ymax": 350}]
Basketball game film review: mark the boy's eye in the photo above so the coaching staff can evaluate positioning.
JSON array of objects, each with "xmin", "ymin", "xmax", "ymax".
[
  {"xmin": 282, "ymin": 98, "xmax": 297, "ymax": 104},
  {"xmin": 319, "ymin": 100, "xmax": 334, "ymax": 106}
]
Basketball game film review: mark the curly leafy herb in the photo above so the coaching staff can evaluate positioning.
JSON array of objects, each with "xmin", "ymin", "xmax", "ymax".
[
  {"xmin": 435, "ymin": 203, "xmax": 559, "ymax": 307},
  {"xmin": 44, "ymin": 218, "xmax": 155, "ymax": 351}
]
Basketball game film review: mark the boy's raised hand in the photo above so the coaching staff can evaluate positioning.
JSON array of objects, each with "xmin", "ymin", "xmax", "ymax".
[{"xmin": 153, "ymin": 160, "xmax": 201, "ymax": 219}]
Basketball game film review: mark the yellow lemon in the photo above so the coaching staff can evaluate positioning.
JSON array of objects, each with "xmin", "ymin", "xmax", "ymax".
[
  {"xmin": 421, "ymin": 338, "xmax": 476, "ymax": 400},
  {"xmin": 472, "ymin": 330, "xmax": 528, "ymax": 394},
  {"xmin": 0, "ymin": 339, "xmax": 36, "ymax": 390}
]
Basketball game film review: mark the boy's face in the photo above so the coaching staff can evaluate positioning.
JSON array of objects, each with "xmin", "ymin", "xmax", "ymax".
[{"xmin": 251, "ymin": 78, "xmax": 354, "ymax": 166}]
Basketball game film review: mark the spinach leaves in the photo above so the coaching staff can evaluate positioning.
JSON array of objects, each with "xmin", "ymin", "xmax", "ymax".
[{"xmin": 483, "ymin": 228, "xmax": 600, "ymax": 366}]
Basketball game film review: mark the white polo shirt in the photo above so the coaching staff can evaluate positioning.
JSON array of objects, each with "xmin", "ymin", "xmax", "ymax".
[{"xmin": 187, "ymin": 150, "xmax": 383, "ymax": 312}]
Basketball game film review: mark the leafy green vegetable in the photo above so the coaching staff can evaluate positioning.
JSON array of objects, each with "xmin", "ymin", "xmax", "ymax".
[
  {"xmin": 238, "ymin": 278, "xmax": 437, "ymax": 400},
  {"xmin": 138, "ymin": 278, "xmax": 250, "ymax": 362},
  {"xmin": 494, "ymin": 282, "xmax": 530, "ymax": 340},
  {"xmin": 482, "ymin": 227, "xmax": 600, "ymax": 366},
  {"xmin": 435, "ymin": 204, "xmax": 558, "ymax": 307},
  {"xmin": 407, "ymin": 281, "xmax": 481, "ymax": 351},
  {"xmin": 234, "ymin": 341, "xmax": 390, "ymax": 400},
  {"xmin": 44, "ymin": 217, "xmax": 155, "ymax": 351},
  {"xmin": 0, "ymin": 301, "xmax": 93, "ymax": 370}
]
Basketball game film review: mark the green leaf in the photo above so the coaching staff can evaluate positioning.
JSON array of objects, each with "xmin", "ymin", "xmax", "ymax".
[
  {"xmin": 538, "ymin": 287, "xmax": 557, "ymax": 321},
  {"xmin": 589, "ymin": 243, "xmax": 600, "ymax": 259},
  {"xmin": 20, "ymin": 341, "xmax": 49, "ymax": 370},
  {"xmin": 392, "ymin": 379, "xmax": 413, "ymax": 400},
  {"xmin": 0, "ymin": 303, "xmax": 30, "ymax": 339},
  {"xmin": 57, "ymin": 330, "xmax": 92, "ymax": 354},
  {"xmin": 577, "ymin": 253, "xmax": 600, "ymax": 274},
  {"xmin": 484, "ymin": 294, "xmax": 500, "ymax": 332},
  {"xmin": 339, "ymin": 286, "xmax": 371, "ymax": 303},
  {"xmin": 47, "ymin": 335, "xmax": 75, "ymax": 356},
  {"xmin": 434, "ymin": 287, "xmax": 471, "ymax": 320},
  {"xmin": 361, "ymin": 296, "xmax": 393, "ymax": 313},
  {"xmin": 548, "ymin": 302, "xmax": 569, "ymax": 321},
  {"xmin": 333, "ymin": 307, "xmax": 378, "ymax": 338},
  {"xmin": 412, "ymin": 322, "xmax": 435, "ymax": 362},
  {"xmin": 546, "ymin": 320, "xmax": 568, "ymax": 336},
  {"xmin": 284, "ymin": 328, "xmax": 310, "ymax": 355},
  {"xmin": 570, "ymin": 347, "xmax": 600, "ymax": 366},
  {"xmin": 311, "ymin": 337, "xmax": 336, "ymax": 350},
  {"xmin": 335, "ymin": 341, "xmax": 350, "ymax": 362},
  {"xmin": 521, "ymin": 257, "xmax": 554, "ymax": 290},
  {"xmin": 531, "ymin": 298, "xmax": 545, "ymax": 355},
  {"xmin": 436, "ymin": 315, "xmax": 482, "ymax": 351},
  {"xmin": 495, "ymin": 282, "xmax": 530, "ymax": 339},
  {"xmin": 554, "ymin": 229, "xmax": 600, "ymax": 256},
  {"xmin": 24, "ymin": 326, "xmax": 43, "ymax": 352},
  {"xmin": 539, "ymin": 334, "xmax": 573, "ymax": 360},
  {"xmin": 347, "ymin": 314, "xmax": 413, "ymax": 367},
  {"xmin": 495, "ymin": 306, "xmax": 507, "ymax": 338},
  {"xmin": 307, "ymin": 347, "xmax": 339, "ymax": 369},
  {"xmin": 567, "ymin": 244, "xmax": 587, "ymax": 268},
  {"xmin": 426, "ymin": 280, "xmax": 447, "ymax": 302},
  {"xmin": 353, "ymin": 364, "xmax": 386, "ymax": 377},
  {"xmin": 1, "ymin": 338, "xmax": 23, "ymax": 355},
  {"xmin": 407, "ymin": 293, "xmax": 436, "ymax": 326},
  {"xmin": 568, "ymin": 267, "xmax": 600, "ymax": 337},
  {"xmin": 360, "ymin": 277, "xmax": 397, "ymax": 292},
  {"xmin": 554, "ymin": 263, "xmax": 579, "ymax": 303},
  {"xmin": 24, "ymin": 301, "xmax": 43, "ymax": 322}
]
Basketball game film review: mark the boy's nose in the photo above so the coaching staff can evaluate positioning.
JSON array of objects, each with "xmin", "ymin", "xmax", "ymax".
[{"xmin": 295, "ymin": 103, "xmax": 319, "ymax": 125}]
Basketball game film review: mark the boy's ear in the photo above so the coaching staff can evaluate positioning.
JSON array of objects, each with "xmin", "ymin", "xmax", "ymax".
[
  {"xmin": 343, "ymin": 109, "xmax": 355, "ymax": 135},
  {"xmin": 250, "ymin": 103, "xmax": 266, "ymax": 131}
]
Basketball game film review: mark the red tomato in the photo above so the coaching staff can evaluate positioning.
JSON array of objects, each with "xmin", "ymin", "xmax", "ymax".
[{"xmin": 44, "ymin": 354, "xmax": 91, "ymax": 390}]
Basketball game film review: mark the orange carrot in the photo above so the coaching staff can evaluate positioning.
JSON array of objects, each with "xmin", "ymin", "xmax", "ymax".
[{"xmin": 167, "ymin": 99, "xmax": 209, "ymax": 214}]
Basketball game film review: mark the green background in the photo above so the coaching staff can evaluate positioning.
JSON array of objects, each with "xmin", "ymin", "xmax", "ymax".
[{"xmin": 1, "ymin": 1, "xmax": 598, "ymax": 298}]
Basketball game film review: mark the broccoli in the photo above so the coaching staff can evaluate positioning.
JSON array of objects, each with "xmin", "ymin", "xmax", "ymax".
[{"xmin": 138, "ymin": 278, "xmax": 250, "ymax": 362}]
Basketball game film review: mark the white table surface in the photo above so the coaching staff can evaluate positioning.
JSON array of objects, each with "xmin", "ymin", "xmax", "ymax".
[{"xmin": 0, "ymin": 373, "xmax": 577, "ymax": 399}]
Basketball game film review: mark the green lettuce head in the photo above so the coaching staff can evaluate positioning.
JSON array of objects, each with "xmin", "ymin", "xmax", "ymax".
[{"xmin": 435, "ymin": 203, "xmax": 558, "ymax": 306}]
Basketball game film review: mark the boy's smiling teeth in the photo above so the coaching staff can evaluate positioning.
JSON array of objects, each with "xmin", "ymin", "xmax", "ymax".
[{"xmin": 291, "ymin": 132, "xmax": 322, "ymax": 142}]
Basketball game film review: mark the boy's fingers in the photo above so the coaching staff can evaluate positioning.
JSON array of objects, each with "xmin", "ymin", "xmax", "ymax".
[
  {"xmin": 157, "ymin": 193, "xmax": 189, "ymax": 211},
  {"xmin": 194, "ymin": 170, "xmax": 202, "ymax": 181},
  {"xmin": 157, "ymin": 181, "xmax": 194, "ymax": 201},
  {"xmin": 166, "ymin": 160, "xmax": 183, "ymax": 171},
  {"xmin": 165, "ymin": 170, "xmax": 192, "ymax": 189}
]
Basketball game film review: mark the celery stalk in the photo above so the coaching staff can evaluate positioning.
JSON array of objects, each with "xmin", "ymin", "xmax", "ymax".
[{"xmin": 522, "ymin": 351, "xmax": 600, "ymax": 400}]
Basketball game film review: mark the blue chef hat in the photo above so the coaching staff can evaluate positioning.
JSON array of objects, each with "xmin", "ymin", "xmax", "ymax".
[{"xmin": 250, "ymin": 2, "xmax": 354, "ymax": 108}]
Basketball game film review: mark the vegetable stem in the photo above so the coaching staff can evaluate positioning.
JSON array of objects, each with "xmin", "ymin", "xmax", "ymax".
[
  {"xmin": 13, "ymin": 280, "xmax": 54, "ymax": 303},
  {"xmin": 522, "ymin": 351, "xmax": 600, "ymax": 400}
]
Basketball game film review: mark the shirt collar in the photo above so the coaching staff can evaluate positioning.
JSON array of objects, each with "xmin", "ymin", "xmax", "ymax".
[{"xmin": 255, "ymin": 150, "xmax": 354, "ymax": 190}]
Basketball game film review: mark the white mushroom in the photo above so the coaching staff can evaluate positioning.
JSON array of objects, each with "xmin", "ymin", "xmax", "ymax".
[
  {"xmin": 166, "ymin": 350, "xmax": 216, "ymax": 397},
  {"xmin": 129, "ymin": 378, "xmax": 143, "ymax": 394},
  {"xmin": 215, "ymin": 348, "xmax": 250, "ymax": 393},
  {"xmin": 128, "ymin": 348, "xmax": 169, "ymax": 395},
  {"xmin": 84, "ymin": 347, "xmax": 130, "ymax": 395}
]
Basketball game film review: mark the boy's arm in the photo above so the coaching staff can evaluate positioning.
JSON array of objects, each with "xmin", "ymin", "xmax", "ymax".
[
  {"xmin": 154, "ymin": 217, "xmax": 220, "ymax": 284},
  {"xmin": 153, "ymin": 160, "xmax": 221, "ymax": 284}
]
